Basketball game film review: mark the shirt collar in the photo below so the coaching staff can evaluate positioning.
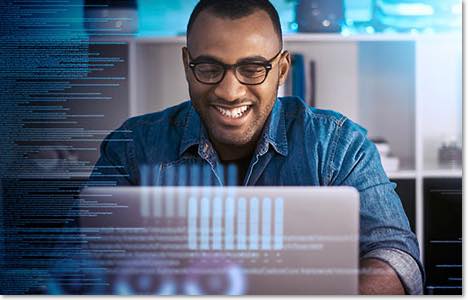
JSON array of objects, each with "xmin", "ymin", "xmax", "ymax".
[
  {"xmin": 179, "ymin": 99, "xmax": 288, "ymax": 158},
  {"xmin": 260, "ymin": 98, "xmax": 288, "ymax": 156},
  {"xmin": 179, "ymin": 104, "xmax": 203, "ymax": 157}
]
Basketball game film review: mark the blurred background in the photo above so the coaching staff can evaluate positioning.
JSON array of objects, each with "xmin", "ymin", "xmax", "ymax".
[{"xmin": 0, "ymin": 0, "xmax": 462, "ymax": 295}]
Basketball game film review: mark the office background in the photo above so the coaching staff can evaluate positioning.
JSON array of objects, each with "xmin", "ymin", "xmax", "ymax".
[{"xmin": 0, "ymin": 0, "xmax": 462, "ymax": 295}]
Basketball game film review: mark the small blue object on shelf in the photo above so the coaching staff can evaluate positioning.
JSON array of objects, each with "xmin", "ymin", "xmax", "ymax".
[{"xmin": 295, "ymin": 0, "xmax": 344, "ymax": 33}]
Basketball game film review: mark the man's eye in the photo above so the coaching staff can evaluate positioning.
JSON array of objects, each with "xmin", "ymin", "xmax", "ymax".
[
  {"xmin": 196, "ymin": 64, "xmax": 222, "ymax": 74},
  {"xmin": 238, "ymin": 65, "xmax": 265, "ymax": 77}
]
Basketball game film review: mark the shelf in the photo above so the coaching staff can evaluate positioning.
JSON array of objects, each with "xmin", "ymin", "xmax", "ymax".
[
  {"xmin": 422, "ymin": 161, "xmax": 462, "ymax": 178},
  {"xmin": 422, "ymin": 168, "xmax": 462, "ymax": 178}
]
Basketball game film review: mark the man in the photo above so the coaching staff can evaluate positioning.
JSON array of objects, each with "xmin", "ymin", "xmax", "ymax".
[{"xmin": 90, "ymin": 0, "xmax": 423, "ymax": 295}]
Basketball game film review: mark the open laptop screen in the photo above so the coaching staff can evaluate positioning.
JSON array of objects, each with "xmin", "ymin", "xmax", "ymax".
[{"xmin": 47, "ymin": 186, "xmax": 359, "ymax": 295}]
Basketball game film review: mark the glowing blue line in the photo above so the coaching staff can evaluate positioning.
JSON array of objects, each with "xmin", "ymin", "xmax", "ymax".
[
  {"xmin": 274, "ymin": 197, "xmax": 284, "ymax": 250},
  {"xmin": 200, "ymin": 197, "xmax": 210, "ymax": 250},
  {"xmin": 153, "ymin": 190, "xmax": 162, "ymax": 218},
  {"xmin": 262, "ymin": 197, "xmax": 271, "ymax": 250},
  {"xmin": 227, "ymin": 164, "xmax": 237, "ymax": 186},
  {"xmin": 188, "ymin": 196, "xmax": 198, "ymax": 250},
  {"xmin": 249, "ymin": 197, "xmax": 259, "ymax": 250},
  {"xmin": 212, "ymin": 196, "xmax": 223, "ymax": 250},
  {"xmin": 237, "ymin": 197, "xmax": 247, "ymax": 250},
  {"xmin": 190, "ymin": 164, "xmax": 201, "ymax": 186},
  {"xmin": 214, "ymin": 163, "xmax": 224, "ymax": 186},
  {"xmin": 225, "ymin": 196, "xmax": 235, "ymax": 250},
  {"xmin": 139, "ymin": 165, "xmax": 150, "ymax": 217},
  {"xmin": 152, "ymin": 165, "xmax": 162, "ymax": 217},
  {"xmin": 202, "ymin": 164, "xmax": 212, "ymax": 186},
  {"xmin": 164, "ymin": 167, "xmax": 175, "ymax": 217},
  {"xmin": 177, "ymin": 165, "xmax": 188, "ymax": 217}
]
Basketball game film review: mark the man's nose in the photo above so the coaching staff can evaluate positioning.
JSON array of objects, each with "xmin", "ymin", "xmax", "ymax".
[{"xmin": 212, "ymin": 69, "xmax": 247, "ymax": 102}]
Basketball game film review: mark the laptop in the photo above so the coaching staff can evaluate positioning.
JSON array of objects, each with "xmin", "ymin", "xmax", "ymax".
[{"xmin": 63, "ymin": 186, "xmax": 359, "ymax": 295}]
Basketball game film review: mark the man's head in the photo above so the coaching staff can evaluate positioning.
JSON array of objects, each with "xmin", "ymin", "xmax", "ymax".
[{"xmin": 182, "ymin": 0, "xmax": 290, "ymax": 160}]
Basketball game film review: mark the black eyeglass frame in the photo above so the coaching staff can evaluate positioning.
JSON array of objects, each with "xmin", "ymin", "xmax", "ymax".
[{"xmin": 187, "ymin": 49, "xmax": 284, "ymax": 85}]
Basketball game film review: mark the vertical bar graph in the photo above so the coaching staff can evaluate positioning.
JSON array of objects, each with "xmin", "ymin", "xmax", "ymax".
[
  {"xmin": 237, "ymin": 197, "xmax": 247, "ymax": 250},
  {"xmin": 212, "ymin": 196, "xmax": 223, "ymax": 250},
  {"xmin": 249, "ymin": 197, "xmax": 259, "ymax": 250},
  {"xmin": 225, "ymin": 196, "xmax": 235, "ymax": 250},
  {"xmin": 188, "ymin": 196, "xmax": 198, "ymax": 249},
  {"xmin": 200, "ymin": 197, "xmax": 210, "ymax": 250},
  {"xmin": 262, "ymin": 197, "xmax": 272, "ymax": 250},
  {"xmin": 274, "ymin": 197, "xmax": 284, "ymax": 250},
  {"xmin": 185, "ymin": 194, "xmax": 284, "ymax": 251}
]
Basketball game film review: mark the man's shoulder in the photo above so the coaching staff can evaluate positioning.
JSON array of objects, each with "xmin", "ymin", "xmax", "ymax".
[{"xmin": 279, "ymin": 96, "xmax": 367, "ymax": 135}]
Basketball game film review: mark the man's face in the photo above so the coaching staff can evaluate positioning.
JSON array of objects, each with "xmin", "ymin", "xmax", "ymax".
[{"xmin": 183, "ymin": 9, "xmax": 290, "ymax": 150}]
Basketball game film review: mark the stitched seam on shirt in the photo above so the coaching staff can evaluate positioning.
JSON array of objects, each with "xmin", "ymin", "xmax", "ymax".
[
  {"xmin": 326, "ymin": 121, "xmax": 343, "ymax": 185},
  {"xmin": 280, "ymin": 114, "xmax": 288, "ymax": 153}
]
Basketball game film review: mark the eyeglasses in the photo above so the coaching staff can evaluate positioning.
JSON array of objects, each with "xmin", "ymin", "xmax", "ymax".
[{"xmin": 188, "ymin": 49, "xmax": 283, "ymax": 85}]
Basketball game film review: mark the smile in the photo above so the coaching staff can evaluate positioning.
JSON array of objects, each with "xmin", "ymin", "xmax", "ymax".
[{"xmin": 214, "ymin": 105, "xmax": 251, "ymax": 119}]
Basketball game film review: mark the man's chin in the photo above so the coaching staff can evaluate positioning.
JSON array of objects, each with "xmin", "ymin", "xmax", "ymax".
[
  {"xmin": 215, "ymin": 135, "xmax": 254, "ymax": 147},
  {"xmin": 210, "ymin": 129, "xmax": 257, "ymax": 147}
]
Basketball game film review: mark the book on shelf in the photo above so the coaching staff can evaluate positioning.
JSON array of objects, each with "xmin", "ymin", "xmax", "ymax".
[{"xmin": 278, "ymin": 52, "xmax": 316, "ymax": 107}]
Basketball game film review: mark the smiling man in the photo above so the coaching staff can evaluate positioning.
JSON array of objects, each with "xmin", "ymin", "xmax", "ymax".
[
  {"xmin": 181, "ymin": 3, "xmax": 289, "ymax": 181},
  {"xmin": 90, "ymin": 0, "xmax": 423, "ymax": 295}
]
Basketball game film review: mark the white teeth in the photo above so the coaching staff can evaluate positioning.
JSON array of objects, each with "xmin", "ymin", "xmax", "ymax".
[{"xmin": 215, "ymin": 105, "xmax": 249, "ymax": 119}]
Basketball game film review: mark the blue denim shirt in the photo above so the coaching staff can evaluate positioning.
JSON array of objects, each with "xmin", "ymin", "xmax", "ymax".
[{"xmin": 90, "ymin": 96, "xmax": 424, "ymax": 294}]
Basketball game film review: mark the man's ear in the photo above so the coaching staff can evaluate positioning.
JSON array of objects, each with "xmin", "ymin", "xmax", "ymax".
[
  {"xmin": 278, "ymin": 50, "xmax": 291, "ymax": 86},
  {"xmin": 182, "ymin": 46, "xmax": 190, "ymax": 81}
]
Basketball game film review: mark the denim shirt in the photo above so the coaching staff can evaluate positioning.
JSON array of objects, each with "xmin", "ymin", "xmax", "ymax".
[{"xmin": 90, "ymin": 96, "xmax": 424, "ymax": 294}]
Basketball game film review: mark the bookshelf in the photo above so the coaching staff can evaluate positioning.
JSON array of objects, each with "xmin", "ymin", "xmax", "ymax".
[{"xmin": 123, "ymin": 33, "xmax": 462, "ymax": 263}]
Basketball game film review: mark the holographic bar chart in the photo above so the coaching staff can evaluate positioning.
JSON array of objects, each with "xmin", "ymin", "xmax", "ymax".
[{"xmin": 187, "ymin": 196, "xmax": 284, "ymax": 250}]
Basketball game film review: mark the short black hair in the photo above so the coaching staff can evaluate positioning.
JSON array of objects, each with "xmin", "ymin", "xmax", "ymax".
[{"xmin": 187, "ymin": 0, "xmax": 283, "ymax": 47}]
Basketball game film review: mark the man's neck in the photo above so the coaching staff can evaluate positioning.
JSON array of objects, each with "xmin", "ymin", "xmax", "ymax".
[{"xmin": 212, "ymin": 140, "xmax": 256, "ymax": 162}]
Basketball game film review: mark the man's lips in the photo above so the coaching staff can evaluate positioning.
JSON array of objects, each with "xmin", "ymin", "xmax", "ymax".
[{"xmin": 209, "ymin": 104, "xmax": 253, "ymax": 126}]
